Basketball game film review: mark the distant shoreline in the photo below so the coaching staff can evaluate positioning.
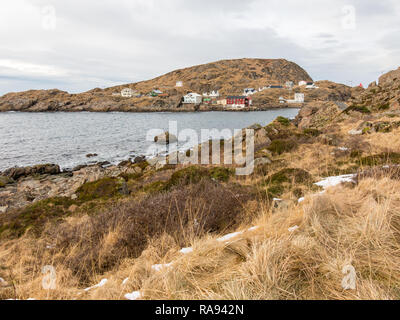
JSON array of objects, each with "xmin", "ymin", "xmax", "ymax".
[{"xmin": 0, "ymin": 105, "xmax": 302, "ymax": 113}]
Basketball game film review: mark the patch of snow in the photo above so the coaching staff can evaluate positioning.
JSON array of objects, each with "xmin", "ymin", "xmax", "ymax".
[
  {"xmin": 273, "ymin": 198, "xmax": 282, "ymax": 201},
  {"xmin": 348, "ymin": 129, "xmax": 362, "ymax": 135},
  {"xmin": 217, "ymin": 231, "xmax": 243, "ymax": 242},
  {"xmin": 84, "ymin": 278, "xmax": 108, "ymax": 292},
  {"xmin": 122, "ymin": 278, "xmax": 129, "ymax": 285},
  {"xmin": 248, "ymin": 226, "xmax": 259, "ymax": 232},
  {"xmin": 338, "ymin": 147, "xmax": 349, "ymax": 151},
  {"xmin": 151, "ymin": 263, "xmax": 173, "ymax": 272},
  {"xmin": 125, "ymin": 291, "xmax": 142, "ymax": 300},
  {"xmin": 315, "ymin": 174, "xmax": 356, "ymax": 190},
  {"xmin": 298, "ymin": 197, "xmax": 305, "ymax": 203},
  {"xmin": 180, "ymin": 247, "xmax": 193, "ymax": 254},
  {"xmin": 288, "ymin": 226, "xmax": 299, "ymax": 232}
]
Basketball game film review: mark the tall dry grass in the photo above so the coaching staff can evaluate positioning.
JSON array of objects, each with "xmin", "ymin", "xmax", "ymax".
[{"xmin": 118, "ymin": 174, "xmax": 400, "ymax": 300}]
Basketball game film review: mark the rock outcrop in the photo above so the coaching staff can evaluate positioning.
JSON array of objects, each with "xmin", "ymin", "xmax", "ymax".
[{"xmin": 348, "ymin": 66, "xmax": 400, "ymax": 113}]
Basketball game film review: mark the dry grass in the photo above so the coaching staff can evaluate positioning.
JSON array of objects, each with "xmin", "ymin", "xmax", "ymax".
[{"xmin": 2, "ymin": 171, "xmax": 400, "ymax": 300}]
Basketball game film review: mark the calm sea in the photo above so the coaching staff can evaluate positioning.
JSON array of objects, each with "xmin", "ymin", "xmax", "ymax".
[{"xmin": 0, "ymin": 109, "xmax": 299, "ymax": 171}]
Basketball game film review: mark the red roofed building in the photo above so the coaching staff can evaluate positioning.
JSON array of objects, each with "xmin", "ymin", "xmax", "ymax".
[{"xmin": 226, "ymin": 96, "xmax": 252, "ymax": 108}]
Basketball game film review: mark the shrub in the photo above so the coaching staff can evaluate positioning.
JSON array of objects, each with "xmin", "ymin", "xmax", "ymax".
[
  {"xmin": 276, "ymin": 116, "xmax": 291, "ymax": 126},
  {"xmin": 267, "ymin": 139, "xmax": 297, "ymax": 155},
  {"xmin": 358, "ymin": 153, "xmax": 400, "ymax": 167},
  {"xmin": 76, "ymin": 177, "xmax": 127, "ymax": 201},
  {"xmin": 303, "ymin": 129, "xmax": 322, "ymax": 137},
  {"xmin": 44, "ymin": 180, "xmax": 256, "ymax": 282},
  {"xmin": 0, "ymin": 197, "xmax": 76, "ymax": 238},
  {"xmin": 345, "ymin": 105, "xmax": 371, "ymax": 114},
  {"xmin": 209, "ymin": 167, "xmax": 234, "ymax": 182}
]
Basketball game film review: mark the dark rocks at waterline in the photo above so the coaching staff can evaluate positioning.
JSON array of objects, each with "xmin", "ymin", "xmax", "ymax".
[
  {"xmin": 2, "ymin": 164, "xmax": 61, "ymax": 180},
  {"xmin": 86, "ymin": 153, "xmax": 98, "ymax": 158},
  {"xmin": 133, "ymin": 156, "xmax": 146, "ymax": 164},
  {"xmin": 118, "ymin": 159, "xmax": 132, "ymax": 167},
  {"xmin": 0, "ymin": 175, "xmax": 15, "ymax": 188}
]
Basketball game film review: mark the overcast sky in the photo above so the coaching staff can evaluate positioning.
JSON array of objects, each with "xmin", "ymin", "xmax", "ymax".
[{"xmin": 0, "ymin": 0, "xmax": 399, "ymax": 95}]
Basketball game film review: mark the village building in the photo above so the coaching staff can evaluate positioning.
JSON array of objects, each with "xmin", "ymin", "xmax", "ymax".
[
  {"xmin": 149, "ymin": 89, "xmax": 163, "ymax": 97},
  {"xmin": 285, "ymin": 81, "xmax": 294, "ymax": 89},
  {"xmin": 306, "ymin": 82, "xmax": 319, "ymax": 89},
  {"xmin": 226, "ymin": 96, "xmax": 252, "ymax": 109},
  {"xmin": 217, "ymin": 98, "xmax": 227, "ymax": 106},
  {"xmin": 269, "ymin": 85, "xmax": 283, "ymax": 89},
  {"xmin": 243, "ymin": 88, "xmax": 257, "ymax": 96},
  {"xmin": 183, "ymin": 93, "xmax": 202, "ymax": 104},
  {"xmin": 202, "ymin": 90, "xmax": 220, "ymax": 98},
  {"xmin": 175, "ymin": 81, "xmax": 183, "ymax": 87},
  {"xmin": 299, "ymin": 81, "xmax": 308, "ymax": 86},
  {"xmin": 287, "ymin": 93, "xmax": 305, "ymax": 104},
  {"xmin": 279, "ymin": 96, "xmax": 286, "ymax": 104},
  {"xmin": 121, "ymin": 88, "xmax": 135, "ymax": 98}
]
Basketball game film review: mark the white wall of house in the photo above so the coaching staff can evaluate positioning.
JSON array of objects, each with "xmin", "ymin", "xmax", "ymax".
[
  {"xmin": 287, "ymin": 93, "xmax": 305, "ymax": 104},
  {"xmin": 183, "ymin": 93, "xmax": 202, "ymax": 104},
  {"xmin": 121, "ymin": 88, "xmax": 134, "ymax": 97},
  {"xmin": 299, "ymin": 81, "xmax": 307, "ymax": 86},
  {"xmin": 176, "ymin": 81, "xmax": 183, "ymax": 87}
]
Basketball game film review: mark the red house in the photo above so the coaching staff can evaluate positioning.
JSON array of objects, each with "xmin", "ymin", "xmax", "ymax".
[{"xmin": 226, "ymin": 96, "xmax": 252, "ymax": 108}]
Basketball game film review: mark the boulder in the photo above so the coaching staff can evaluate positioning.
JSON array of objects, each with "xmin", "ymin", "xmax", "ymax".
[
  {"xmin": 133, "ymin": 156, "xmax": 146, "ymax": 164},
  {"xmin": 3, "ymin": 164, "xmax": 61, "ymax": 180},
  {"xmin": 154, "ymin": 132, "xmax": 177, "ymax": 144},
  {"xmin": 86, "ymin": 153, "xmax": 98, "ymax": 158},
  {"xmin": 0, "ymin": 205, "xmax": 8, "ymax": 213},
  {"xmin": 254, "ymin": 128, "xmax": 272, "ymax": 149},
  {"xmin": 0, "ymin": 175, "xmax": 14, "ymax": 188}
]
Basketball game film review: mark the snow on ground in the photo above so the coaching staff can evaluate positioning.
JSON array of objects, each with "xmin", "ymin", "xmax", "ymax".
[
  {"xmin": 315, "ymin": 174, "xmax": 356, "ymax": 190},
  {"xmin": 125, "ymin": 291, "xmax": 142, "ymax": 300},
  {"xmin": 151, "ymin": 263, "xmax": 173, "ymax": 272},
  {"xmin": 84, "ymin": 278, "xmax": 108, "ymax": 292},
  {"xmin": 180, "ymin": 247, "xmax": 193, "ymax": 254},
  {"xmin": 217, "ymin": 231, "xmax": 243, "ymax": 242},
  {"xmin": 122, "ymin": 278, "xmax": 129, "ymax": 285}
]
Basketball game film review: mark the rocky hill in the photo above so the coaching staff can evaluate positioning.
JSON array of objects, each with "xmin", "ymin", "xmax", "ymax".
[
  {"xmin": 347, "ymin": 66, "xmax": 400, "ymax": 113},
  {"xmin": 0, "ymin": 58, "xmax": 332, "ymax": 112}
]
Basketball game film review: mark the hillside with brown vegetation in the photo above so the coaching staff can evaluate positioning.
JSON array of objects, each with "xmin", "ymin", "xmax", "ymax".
[
  {"xmin": 0, "ymin": 58, "xmax": 351, "ymax": 112},
  {"xmin": 1, "ymin": 67, "xmax": 400, "ymax": 300}
]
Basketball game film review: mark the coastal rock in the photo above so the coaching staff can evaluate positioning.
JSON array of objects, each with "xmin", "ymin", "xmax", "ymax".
[
  {"xmin": 3, "ymin": 164, "xmax": 61, "ymax": 180},
  {"xmin": 254, "ymin": 128, "xmax": 272, "ymax": 149},
  {"xmin": 0, "ymin": 205, "xmax": 8, "ymax": 213},
  {"xmin": 154, "ymin": 132, "xmax": 177, "ymax": 144},
  {"xmin": 133, "ymin": 156, "xmax": 146, "ymax": 164},
  {"xmin": 0, "ymin": 176, "xmax": 14, "ymax": 188},
  {"xmin": 86, "ymin": 153, "xmax": 98, "ymax": 158}
]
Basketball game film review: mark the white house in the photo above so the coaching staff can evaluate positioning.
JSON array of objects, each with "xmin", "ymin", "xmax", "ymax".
[
  {"xmin": 299, "ymin": 81, "xmax": 307, "ymax": 86},
  {"xmin": 285, "ymin": 81, "xmax": 294, "ymax": 89},
  {"xmin": 202, "ymin": 90, "xmax": 220, "ymax": 98},
  {"xmin": 306, "ymin": 82, "xmax": 319, "ymax": 89},
  {"xmin": 183, "ymin": 93, "xmax": 202, "ymax": 104},
  {"xmin": 121, "ymin": 88, "xmax": 135, "ymax": 98},
  {"xmin": 279, "ymin": 96, "xmax": 286, "ymax": 104},
  {"xmin": 287, "ymin": 93, "xmax": 305, "ymax": 104},
  {"xmin": 243, "ymin": 88, "xmax": 257, "ymax": 96},
  {"xmin": 176, "ymin": 81, "xmax": 183, "ymax": 87}
]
